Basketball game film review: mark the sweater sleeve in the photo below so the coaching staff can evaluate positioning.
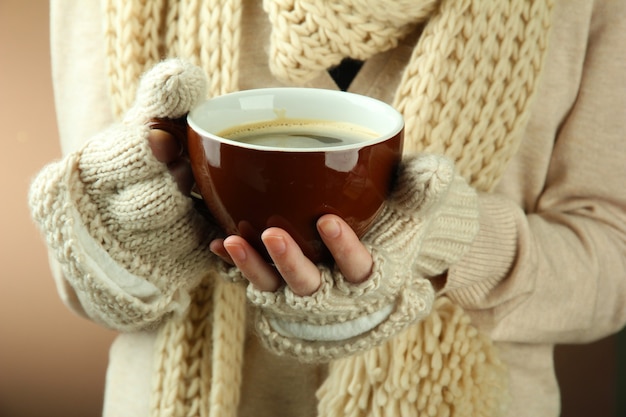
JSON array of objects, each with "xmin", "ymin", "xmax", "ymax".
[
  {"xmin": 48, "ymin": 0, "xmax": 117, "ymax": 321},
  {"xmin": 443, "ymin": 0, "xmax": 626, "ymax": 344}
]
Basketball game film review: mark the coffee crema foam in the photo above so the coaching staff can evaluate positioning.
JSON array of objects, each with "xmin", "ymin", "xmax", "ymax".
[{"xmin": 217, "ymin": 118, "xmax": 378, "ymax": 148}]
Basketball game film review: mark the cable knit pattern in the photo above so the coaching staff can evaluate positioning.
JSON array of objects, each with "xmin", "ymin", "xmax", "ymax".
[
  {"xmin": 103, "ymin": 0, "xmax": 242, "ymax": 117},
  {"xmin": 151, "ymin": 276, "xmax": 216, "ymax": 416},
  {"xmin": 151, "ymin": 275, "xmax": 246, "ymax": 417},
  {"xmin": 393, "ymin": 0, "xmax": 555, "ymax": 191},
  {"xmin": 103, "ymin": 0, "xmax": 167, "ymax": 117}
]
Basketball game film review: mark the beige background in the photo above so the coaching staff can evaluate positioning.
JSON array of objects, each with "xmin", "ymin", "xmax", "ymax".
[
  {"xmin": 0, "ymin": 1, "xmax": 620, "ymax": 417},
  {"xmin": 0, "ymin": 1, "xmax": 117, "ymax": 417}
]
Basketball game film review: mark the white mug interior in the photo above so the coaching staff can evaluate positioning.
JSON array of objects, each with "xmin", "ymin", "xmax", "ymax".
[{"xmin": 187, "ymin": 87, "xmax": 404, "ymax": 152}]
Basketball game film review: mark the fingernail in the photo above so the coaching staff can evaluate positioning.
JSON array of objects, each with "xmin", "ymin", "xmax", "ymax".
[
  {"xmin": 263, "ymin": 235, "xmax": 287, "ymax": 255},
  {"xmin": 319, "ymin": 218, "xmax": 341, "ymax": 238},
  {"xmin": 225, "ymin": 242, "xmax": 247, "ymax": 262}
]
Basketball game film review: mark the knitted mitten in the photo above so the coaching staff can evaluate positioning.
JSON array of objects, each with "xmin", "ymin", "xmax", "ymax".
[
  {"xmin": 246, "ymin": 154, "xmax": 479, "ymax": 362},
  {"xmin": 29, "ymin": 59, "xmax": 216, "ymax": 331}
]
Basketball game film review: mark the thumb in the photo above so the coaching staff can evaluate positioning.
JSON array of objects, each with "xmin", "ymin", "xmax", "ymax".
[
  {"xmin": 388, "ymin": 154, "xmax": 455, "ymax": 215},
  {"xmin": 124, "ymin": 58, "xmax": 208, "ymax": 124}
]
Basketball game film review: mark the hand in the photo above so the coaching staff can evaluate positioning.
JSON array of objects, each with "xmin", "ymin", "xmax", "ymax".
[
  {"xmin": 210, "ymin": 154, "xmax": 480, "ymax": 362},
  {"xmin": 210, "ymin": 214, "xmax": 373, "ymax": 296}
]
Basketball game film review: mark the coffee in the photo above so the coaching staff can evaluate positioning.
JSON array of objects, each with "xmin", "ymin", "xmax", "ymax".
[{"xmin": 218, "ymin": 118, "xmax": 378, "ymax": 148}]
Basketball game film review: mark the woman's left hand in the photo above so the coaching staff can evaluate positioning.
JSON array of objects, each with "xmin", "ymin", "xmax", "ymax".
[
  {"xmin": 210, "ymin": 154, "xmax": 477, "ymax": 363},
  {"xmin": 209, "ymin": 214, "xmax": 373, "ymax": 295}
]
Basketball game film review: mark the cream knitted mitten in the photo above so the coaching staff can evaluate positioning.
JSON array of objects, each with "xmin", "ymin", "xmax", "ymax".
[
  {"xmin": 246, "ymin": 154, "xmax": 479, "ymax": 362},
  {"xmin": 29, "ymin": 59, "xmax": 215, "ymax": 331}
]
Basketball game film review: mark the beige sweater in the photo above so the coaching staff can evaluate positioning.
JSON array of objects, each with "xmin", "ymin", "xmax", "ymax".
[{"xmin": 47, "ymin": 0, "xmax": 626, "ymax": 416}]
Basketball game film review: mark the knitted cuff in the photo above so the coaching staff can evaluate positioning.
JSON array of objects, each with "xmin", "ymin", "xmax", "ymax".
[
  {"xmin": 444, "ymin": 194, "xmax": 519, "ymax": 308},
  {"xmin": 414, "ymin": 174, "xmax": 480, "ymax": 277},
  {"xmin": 217, "ymin": 262, "xmax": 247, "ymax": 284},
  {"xmin": 248, "ymin": 251, "xmax": 434, "ymax": 362}
]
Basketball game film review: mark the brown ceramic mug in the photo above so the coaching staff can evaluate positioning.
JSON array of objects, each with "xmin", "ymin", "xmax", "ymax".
[{"xmin": 152, "ymin": 88, "xmax": 404, "ymax": 264}]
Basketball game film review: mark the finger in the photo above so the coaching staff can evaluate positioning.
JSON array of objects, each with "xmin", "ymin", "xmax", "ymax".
[
  {"xmin": 148, "ymin": 129, "xmax": 182, "ymax": 164},
  {"xmin": 261, "ymin": 228, "xmax": 322, "ymax": 296},
  {"xmin": 223, "ymin": 235, "xmax": 282, "ymax": 292},
  {"xmin": 317, "ymin": 215, "xmax": 372, "ymax": 284},
  {"xmin": 209, "ymin": 238, "xmax": 234, "ymax": 265}
]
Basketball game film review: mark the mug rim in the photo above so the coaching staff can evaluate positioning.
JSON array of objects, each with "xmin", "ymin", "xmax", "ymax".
[{"xmin": 187, "ymin": 87, "xmax": 404, "ymax": 153}]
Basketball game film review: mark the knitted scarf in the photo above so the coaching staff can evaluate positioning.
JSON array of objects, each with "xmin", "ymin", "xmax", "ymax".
[{"xmin": 101, "ymin": 0, "xmax": 554, "ymax": 416}]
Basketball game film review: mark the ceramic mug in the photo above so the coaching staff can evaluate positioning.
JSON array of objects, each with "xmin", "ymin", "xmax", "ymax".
[{"xmin": 152, "ymin": 88, "xmax": 404, "ymax": 264}]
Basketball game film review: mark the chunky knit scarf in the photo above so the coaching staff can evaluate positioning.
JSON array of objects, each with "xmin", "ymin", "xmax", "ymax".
[{"xmin": 102, "ymin": 0, "xmax": 554, "ymax": 416}]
